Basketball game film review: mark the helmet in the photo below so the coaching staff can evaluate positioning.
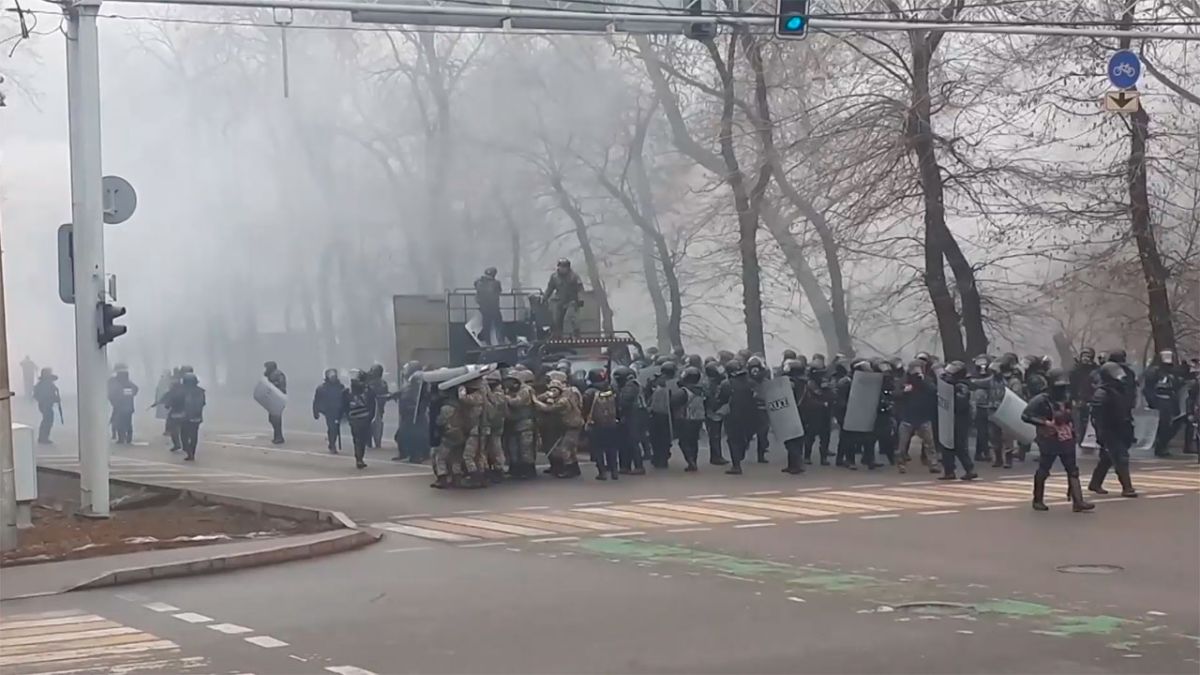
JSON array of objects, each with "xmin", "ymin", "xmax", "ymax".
[
  {"xmin": 516, "ymin": 370, "xmax": 536, "ymax": 385},
  {"xmin": 547, "ymin": 371, "xmax": 568, "ymax": 383},
  {"xmin": 810, "ymin": 353, "xmax": 827, "ymax": 369},
  {"xmin": 852, "ymin": 359, "xmax": 873, "ymax": 372},
  {"xmin": 323, "ymin": 368, "xmax": 338, "ymax": 381},
  {"xmin": 653, "ymin": 354, "xmax": 670, "ymax": 366},
  {"xmin": 973, "ymin": 353, "xmax": 991, "ymax": 369},
  {"xmin": 704, "ymin": 363, "xmax": 723, "ymax": 378},
  {"xmin": 915, "ymin": 352, "xmax": 931, "ymax": 363},
  {"xmin": 943, "ymin": 360, "xmax": 967, "ymax": 377},
  {"xmin": 1047, "ymin": 367, "xmax": 1069, "ymax": 388},
  {"xmin": 907, "ymin": 359, "xmax": 925, "ymax": 375},
  {"xmin": 660, "ymin": 361, "xmax": 678, "ymax": 377},
  {"xmin": 672, "ymin": 346, "xmax": 686, "ymax": 358},
  {"xmin": 703, "ymin": 355, "xmax": 717, "ymax": 366},
  {"xmin": 547, "ymin": 379, "xmax": 566, "ymax": 392},
  {"xmin": 612, "ymin": 366, "xmax": 634, "ymax": 383},
  {"xmin": 484, "ymin": 266, "xmax": 498, "ymax": 277},
  {"xmin": 403, "ymin": 360, "xmax": 422, "ymax": 377},
  {"xmin": 180, "ymin": 365, "xmax": 195, "ymax": 374},
  {"xmin": 556, "ymin": 258, "xmax": 571, "ymax": 269},
  {"xmin": 182, "ymin": 373, "xmax": 199, "ymax": 386},
  {"xmin": 685, "ymin": 354, "xmax": 702, "ymax": 368},
  {"xmin": 716, "ymin": 350, "xmax": 735, "ymax": 364},
  {"xmin": 39, "ymin": 367, "xmax": 55, "ymax": 379},
  {"xmin": 746, "ymin": 355, "xmax": 765, "ymax": 370},
  {"xmin": 726, "ymin": 360, "xmax": 746, "ymax": 377},
  {"xmin": 1078, "ymin": 348, "xmax": 1095, "ymax": 364},
  {"xmin": 681, "ymin": 366, "xmax": 702, "ymax": 384},
  {"xmin": 555, "ymin": 360, "xmax": 571, "ymax": 373},
  {"xmin": 783, "ymin": 359, "xmax": 805, "ymax": 376},
  {"xmin": 782, "ymin": 349, "xmax": 798, "ymax": 361},
  {"xmin": 736, "ymin": 349, "xmax": 753, "ymax": 362},
  {"xmin": 369, "ymin": 364, "xmax": 384, "ymax": 378},
  {"xmin": 1108, "ymin": 349, "xmax": 1127, "ymax": 364},
  {"xmin": 587, "ymin": 368, "xmax": 607, "ymax": 385},
  {"xmin": 875, "ymin": 360, "xmax": 893, "ymax": 374},
  {"xmin": 645, "ymin": 346, "xmax": 660, "ymax": 357},
  {"xmin": 888, "ymin": 356, "xmax": 903, "ymax": 370},
  {"xmin": 264, "ymin": 361, "xmax": 278, "ymax": 371},
  {"xmin": 1100, "ymin": 361, "xmax": 1126, "ymax": 382}
]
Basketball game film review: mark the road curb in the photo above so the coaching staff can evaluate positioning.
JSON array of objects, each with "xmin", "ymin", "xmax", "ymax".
[{"xmin": 66, "ymin": 528, "xmax": 381, "ymax": 592}]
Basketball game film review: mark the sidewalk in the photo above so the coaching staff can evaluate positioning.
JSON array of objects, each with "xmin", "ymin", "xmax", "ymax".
[{"xmin": 0, "ymin": 528, "xmax": 378, "ymax": 600}]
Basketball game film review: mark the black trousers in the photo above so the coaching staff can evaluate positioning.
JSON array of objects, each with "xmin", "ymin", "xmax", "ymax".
[
  {"xmin": 323, "ymin": 415, "xmax": 340, "ymax": 449},
  {"xmin": 875, "ymin": 416, "xmax": 896, "ymax": 464},
  {"xmin": 973, "ymin": 408, "xmax": 992, "ymax": 459},
  {"xmin": 706, "ymin": 419, "xmax": 725, "ymax": 462},
  {"xmin": 619, "ymin": 422, "xmax": 645, "ymax": 471},
  {"xmin": 726, "ymin": 426, "xmax": 751, "ymax": 465},
  {"xmin": 168, "ymin": 418, "xmax": 182, "ymax": 450},
  {"xmin": 677, "ymin": 420, "xmax": 702, "ymax": 465},
  {"xmin": 350, "ymin": 419, "xmax": 371, "ymax": 462},
  {"xmin": 1091, "ymin": 437, "xmax": 1131, "ymax": 486},
  {"xmin": 1034, "ymin": 436, "xmax": 1079, "ymax": 479},
  {"xmin": 113, "ymin": 410, "xmax": 134, "ymax": 444},
  {"xmin": 268, "ymin": 413, "xmax": 284, "ymax": 442},
  {"xmin": 649, "ymin": 413, "xmax": 673, "ymax": 466},
  {"xmin": 480, "ymin": 306, "xmax": 502, "ymax": 345},
  {"xmin": 1073, "ymin": 405, "xmax": 1091, "ymax": 447},
  {"xmin": 590, "ymin": 425, "xmax": 620, "ymax": 473},
  {"xmin": 38, "ymin": 408, "xmax": 54, "ymax": 442},
  {"xmin": 801, "ymin": 412, "xmax": 831, "ymax": 461},
  {"xmin": 941, "ymin": 421, "xmax": 974, "ymax": 474},
  {"xmin": 180, "ymin": 421, "xmax": 200, "ymax": 458},
  {"xmin": 1154, "ymin": 405, "xmax": 1182, "ymax": 454},
  {"xmin": 753, "ymin": 410, "xmax": 770, "ymax": 457}
]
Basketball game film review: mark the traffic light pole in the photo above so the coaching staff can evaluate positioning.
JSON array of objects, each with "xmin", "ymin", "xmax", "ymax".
[{"xmin": 65, "ymin": 0, "xmax": 110, "ymax": 517}]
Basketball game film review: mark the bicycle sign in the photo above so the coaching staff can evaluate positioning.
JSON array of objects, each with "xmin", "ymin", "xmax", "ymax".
[{"xmin": 1108, "ymin": 50, "xmax": 1141, "ymax": 90}]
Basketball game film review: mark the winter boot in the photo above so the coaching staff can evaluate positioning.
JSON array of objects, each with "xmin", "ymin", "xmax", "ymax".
[
  {"xmin": 1116, "ymin": 464, "xmax": 1138, "ymax": 498},
  {"xmin": 1002, "ymin": 450, "xmax": 1013, "ymax": 469},
  {"xmin": 1088, "ymin": 479, "xmax": 1109, "ymax": 495},
  {"xmin": 430, "ymin": 475, "xmax": 451, "ymax": 489},
  {"xmin": 557, "ymin": 462, "xmax": 581, "ymax": 479},
  {"xmin": 960, "ymin": 471, "xmax": 978, "ymax": 481},
  {"xmin": 685, "ymin": 461, "xmax": 698, "ymax": 472},
  {"xmin": 544, "ymin": 456, "xmax": 562, "ymax": 476},
  {"xmin": 725, "ymin": 462, "xmax": 743, "ymax": 475},
  {"xmin": 472, "ymin": 471, "xmax": 490, "ymax": 488},
  {"xmin": 596, "ymin": 466, "xmax": 608, "ymax": 480},
  {"xmin": 1032, "ymin": 474, "xmax": 1049, "ymax": 511},
  {"xmin": 610, "ymin": 468, "xmax": 619, "ymax": 480},
  {"xmin": 1068, "ymin": 476, "xmax": 1095, "ymax": 512},
  {"xmin": 992, "ymin": 451, "xmax": 1005, "ymax": 468}
]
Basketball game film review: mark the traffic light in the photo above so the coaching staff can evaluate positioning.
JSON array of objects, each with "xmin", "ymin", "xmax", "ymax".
[
  {"xmin": 97, "ymin": 302, "xmax": 127, "ymax": 346},
  {"xmin": 684, "ymin": 0, "xmax": 715, "ymax": 40},
  {"xmin": 775, "ymin": 0, "xmax": 809, "ymax": 39}
]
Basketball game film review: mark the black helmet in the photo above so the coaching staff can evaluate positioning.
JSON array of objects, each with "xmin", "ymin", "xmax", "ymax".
[
  {"xmin": 810, "ymin": 353, "xmax": 826, "ymax": 369},
  {"xmin": 324, "ymin": 368, "xmax": 338, "ymax": 381},
  {"xmin": 852, "ymin": 359, "xmax": 873, "ymax": 372},
  {"xmin": 1047, "ymin": 367, "xmax": 1069, "ymax": 388},
  {"xmin": 736, "ymin": 349, "xmax": 753, "ymax": 362},
  {"xmin": 704, "ymin": 362, "xmax": 723, "ymax": 378},
  {"xmin": 906, "ymin": 359, "xmax": 925, "ymax": 375},
  {"xmin": 782, "ymin": 349, "xmax": 798, "ymax": 361},
  {"xmin": 746, "ymin": 355, "xmax": 765, "ymax": 370},
  {"xmin": 717, "ymin": 350, "xmax": 736, "ymax": 364},
  {"xmin": 180, "ymin": 365, "xmax": 195, "ymax": 374},
  {"xmin": 915, "ymin": 351, "xmax": 931, "ymax": 363},
  {"xmin": 587, "ymin": 368, "xmax": 607, "ymax": 385},
  {"xmin": 556, "ymin": 258, "xmax": 571, "ymax": 269},
  {"xmin": 875, "ymin": 360, "xmax": 894, "ymax": 374},
  {"xmin": 1108, "ymin": 349, "xmax": 1127, "ymax": 364},
  {"xmin": 369, "ymin": 364, "xmax": 384, "ymax": 378},
  {"xmin": 944, "ymin": 360, "xmax": 967, "ymax": 378},
  {"xmin": 685, "ymin": 354, "xmax": 702, "ymax": 368},
  {"xmin": 654, "ymin": 354, "xmax": 670, "ymax": 366},
  {"xmin": 726, "ymin": 360, "xmax": 746, "ymax": 377},
  {"xmin": 612, "ymin": 366, "xmax": 634, "ymax": 383},
  {"xmin": 182, "ymin": 373, "xmax": 199, "ymax": 386},
  {"xmin": 783, "ymin": 359, "xmax": 805, "ymax": 376},
  {"xmin": 484, "ymin": 266, "xmax": 498, "ymax": 277},
  {"xmin": 1099, "ymin": 361, "xmax": 1126, "ymax": 382},
  {"xmin": 681, "ymin": 366, "xmax": 702, "ymax": 384},
  {"xmin": 672, "ymin": 345, "xmax": 686, "ymax": 358},
  {"xmin": 645, "ymin": 346, "xmax": 660, "ymax": 357},
  {"xmin": 660, "ymin": 361, "xmax": 678, "ymax": 377}
]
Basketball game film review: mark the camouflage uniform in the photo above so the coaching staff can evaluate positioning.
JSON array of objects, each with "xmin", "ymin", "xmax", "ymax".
[
  {"xmin": 458, "ymin": 385, "xmax": 486, "ymax": 474},
  {"xmin": 504, "ymin": 382, "xmax": 537, "ymax": 473},
  {"xmin": 483, "ymin": 383, "xmax": 507, "ymax": 472},
  {"xmin": 535, "ymin": 383, "xmax": 584, "ymax": 465},
  {"xmin": 432, "ymin": 400, "xmax": 465, "ymax": 480}
]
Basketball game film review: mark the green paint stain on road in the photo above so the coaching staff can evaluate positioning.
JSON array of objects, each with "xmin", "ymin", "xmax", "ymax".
[
  {"xmin": 788, "ymin": 574, "xmax": 878, "ymax": 591},
  {"xmin": 975, "ymin": 600, "xmax": 1055, "ymax": 617},
  {"xmin": 1052, "ymin": 615, "xmax": 1125, "ymax": 636}
]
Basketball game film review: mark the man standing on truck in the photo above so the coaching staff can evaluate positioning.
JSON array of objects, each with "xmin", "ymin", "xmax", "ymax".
[
  {"xmin": 474, "ymin": 267, "xmax": 503, "ymax": 345},
  {"xmin": 544, "ymin": 258, "xmax": 584, "ymax": 338}
]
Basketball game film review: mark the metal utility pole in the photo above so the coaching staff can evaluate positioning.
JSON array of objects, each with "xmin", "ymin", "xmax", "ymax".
[
  {"xmin": 65, "ymin": 0, "xmax": 110, "ymax": 517},
  {"xmin": 0, "ymin": 218, "xmax": 19, "ymax": 552}
]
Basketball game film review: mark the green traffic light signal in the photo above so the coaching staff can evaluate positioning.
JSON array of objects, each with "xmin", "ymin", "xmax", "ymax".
[{"xmin": 775, "ymin": 0, "xmax": 809, "ymax": 39}]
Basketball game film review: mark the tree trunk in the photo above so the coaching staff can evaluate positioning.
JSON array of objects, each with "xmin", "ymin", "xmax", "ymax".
[
  {"xmin": 1120, "ymin": 1, "xmax": 1176, "ymax": 354},
  {"xmin": 499, "ymin": 199, "xmax": 523, "ymax": 289},
  {"xmin": 640, "ymin": 232, "xmax": 671, "ymax": 350},
  {"xmin": 760, "ymin": 201, "xmax": 841, "ymax": 354},
  {"xmin": 629, "ymin": 109, "xmax": 679, "ymax": 351},
  {"xmin": 550, "ymin": 177, "xmax": 615, "ymax": 334}
]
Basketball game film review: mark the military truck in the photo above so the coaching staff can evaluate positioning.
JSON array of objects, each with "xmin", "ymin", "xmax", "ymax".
[{"xmin": 392, "ymin": 287, "xmax": 618, "ymax": 368}]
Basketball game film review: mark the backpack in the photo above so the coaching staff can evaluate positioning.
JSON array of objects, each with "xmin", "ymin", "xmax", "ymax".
[
  {"xmin": 650, "ymin": 380, "xmax": 676, "ymax": 415},
  {"xmin": 589, "ymin": 389, "xmax": 618, "ymax": 427},
  {"xmin": 684, "ymin": 388, "xmax": 706, "ymax": 421}
]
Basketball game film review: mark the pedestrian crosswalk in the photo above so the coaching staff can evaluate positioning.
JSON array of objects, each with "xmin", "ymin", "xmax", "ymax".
[
  {"xmin": 36, "ymin": 455, "xmax": 275, "ymax": 486},
  {"xmin": 371, "ymin": 468, "xmax": 1200, "ymax": 544},
  {"xmin": 0, "ymin": 609, "xmax": 205, "ymax": 675}
]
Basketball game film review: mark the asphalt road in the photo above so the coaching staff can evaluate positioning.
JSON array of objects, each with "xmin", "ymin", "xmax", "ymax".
[{"xmin": 6, "ymin": 398, "xmax": 1199, "ymax": 674}]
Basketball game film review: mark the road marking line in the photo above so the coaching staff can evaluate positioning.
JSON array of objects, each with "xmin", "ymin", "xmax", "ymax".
[
  {"xmin": 0, "ymin": 610, "xmax": 88, "ymax": 622},
  {"xmin": 849, "ymin": 483, "xmax": 884, "ymax": 489},
  {"xmin": 685, "ymin": 494, "xmax": 726, "ymax": 499},
  {"xmin": 787, "ymin": 596, "xmax": 806, "ymax": 603},
  {"xmin": 516, "ymin": 505, "xmax": 551, "ymax": 511},
  {"xmin": 391, "ymin": 513, "xmax": 432, "ymax": 519},
  {"xmin": 500, "ymin": 512, "xmax": 623, "ymax": 531},
  {"xmin": 459, "ymin": 541, "xmax": 508, "ymax": 548},
  {"xmin": 171, "ymin": 613, "xmax": 212, "ymax": 624},
  {"xmin": 0, "ymin": 615, "xmax": 106, "ymax": 633},
  {"xmin": 733, "ymin": 522, "xmax": 777, "ymax": 529},
  {"xmin": 261, "ymin": 473, "xmax": 426, "ymax": 484},
  {"xmin": 0, "ymin": 620, "xmax": 124, "ymax": 640},
  {"xmin": 795, "ymin": 518, "xmax": 839, "ymax": 525},
  {"xmin": 824, "ymin": 490, "xmax": 960, "ymax": 508},
  {"xmin": 599, "ymin": 531, "xmax": 645, "ymax": 537},
  {"xmin": 208, "ymin": 623, "xmax": 254, "ymax": 635},
  {"xmin": 746, "ymin": 490, "xmax": 782, "ymax": 496},
  {"xmin": 794, "ymin": 486, "xmax": 832, "ymax": 492},
  {"xmin": 918, "ymin": 509, "xmax": 959, "ymax": 515},
  {"xmin": 531, "ymin": 536, "xmax": 579, "ymax": 543},
  {"xmin": 142, "ymin": 603, "xmax": 179, "ymax": 613},
  {"xmin": 573, "ymin": 501, "xmax": 614, "ymax": 507},
  {"xmin": 977, "ymin": 505, "xmax": 1018, "ymax": 511},
  {"xmin": 0, "ymin": 626, "xmax": 141, "ymax": 648},
  {"xmin": 1132, "ymin": 477, "xmax": 1199, "ymax": 488},
  {"xmin": 385, "ymin": 546, "xmax": 434, "ymax": 553},
  {"xmin": 290, "ymin": 654, "xmax": 309, "ymax": 662},
  {"xmin": 481, "ymin": 513, "xmax": 588, "ymax": 533},
  {"xmin": 327, "ymin": 667, "xmax": 379, "ymax": 675},
  {"xmin": 901, "ymin": 480, "xmax": 934, "ymax": 485},
  {"xmin": 244, "ymin": 636, "xmax": 288, "ymax": 648},
  {"xmin": 784, "ymin": 496, "xmax": 893, "ymax": 512},
  {"xmin": 636, "ymin": 502, "xmax": 766, "ymax": 522},
  {"xmin": 896, "ymin": 486, "xmax": 1015, "ymax": 503},
  {"xmin": 369, "ymin": 522, "xmax": 476, "ymax": 542},
  {"xmin": 705, "ymin": 498, "xmax": 837, "ymax": 518},
  {"xmin": 453, "ymin": 509, "xmax": 489, "ymax": 515},
  {"xmin": 573, "ymin": 507, "xmax": 698, "ymax": 526},
  {"xmin": 433, "ymin": 517, "xmax": 556, "ymax": 537},
  {"xmin": 667, "ymin": 527, "xmax": 712, "ymax": 533},
  {"xmin": 403, "ymin": 519, "xmax": 511, "ymax": 539},
  {"xmin": 631, "ymin": 498, "xmax": 667, "ymax": 503},
  {"xmin": 0, "ymin": 639, "xmax": 178, "ymax": 667},
  {"xmin": 860, "ymin": 514, "xmax": 900, "ymax": 520},
  {"xmin": 1146, "ymin": 493, "xmax": 1184, "ymax": 499}
]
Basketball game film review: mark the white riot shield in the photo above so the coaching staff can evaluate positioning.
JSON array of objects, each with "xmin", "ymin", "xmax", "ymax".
[
  {"xmin": 761, "ymin": 377, "xmax": 804, "ymax": 441},
  {"xmin": 1080, "ymin": 421, "xmax": 1099, "ymax": 449},
  {"xmin": 842, "ymin": 371, "xmax": 883, "ymax": 433},
  {"xmin": 937, "ymin": 378, "xmax": 955, "ymax": 448},
  {"xmin": 253, "ymin": 378, "xmax": 288, "ymax": 417},
  {"xmin": 419, "ymin": 367, "xmax": 471, "ymax": 384},
  {"xmin": 1133, "ymin": 412, "xmax": 1157, "ymax": 451},
  {"xmin": 989, "ymin": 388, "xmax": 1036, "ymax": 445}
]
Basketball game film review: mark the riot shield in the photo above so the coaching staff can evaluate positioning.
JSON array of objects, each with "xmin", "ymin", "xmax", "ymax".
[
  {"xmin": 419, "ymin": 366, "xmax": 471, "ymax": 384},
  {"xmin": 937, "ymin": 378, "xmax": 955, "ymax": 448},
  {"xmin": 636, "ymin": 365, "xmax": 660, "ymax": 389},
  {"xmin": 439, "ymin": 364, "xmax": 496, "ymax": 391},
  {"xmin": 842, "ymin": 371, "xmax": 883, "ymax": 432},
  {"xmin": 989, "ymin": 388, "xmax": 1036, "ymax": 445},
  {"xmin": 1080, "ymin": 422, "xmax": 1099, "ymax": 449},
  {"xmin": 253, "ymin": 378, "xmax": 288, "ymax": 417},
  {"xmin": 761, "ymin": 377, "xmax": 804, "ymax": 441}
]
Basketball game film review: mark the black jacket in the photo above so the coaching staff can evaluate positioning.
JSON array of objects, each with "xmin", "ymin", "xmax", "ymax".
[
  {"xmin": 313, "ymin": 381, "xmax": 346, "ymax": 419},
  {"xmin": 1090, "ymin": 383, "xmax": 1134, "ymax": 447},
  {"xmin": 895, "ymin": 375, "xmax": 936, "ymax": 425},
  {"xmin": 726, "ymin": 375, "xmax": 758, "ymax": 428}
]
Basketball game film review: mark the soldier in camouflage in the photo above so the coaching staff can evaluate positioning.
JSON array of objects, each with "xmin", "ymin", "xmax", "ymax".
[
  {"xmin": 482, "ymin": 370, "xmax": 508, "ymax": 483},
  {"xmin": 535, "ymin": 379, "xmax": 584, "ymax": 478},
  {"xmin": 457, "ymin": 378, "xmax": 489, "ymax": 489},
  {"xmin": 431, "ymin": 392, "xmax": 465, "ymax": 489},
  {"xmin": 503, "ymin": 369, "xmax": 538, "ymax": 479}
]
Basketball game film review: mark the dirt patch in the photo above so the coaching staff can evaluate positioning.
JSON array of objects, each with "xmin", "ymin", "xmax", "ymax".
[{"xmin": 1, "ymin": 497, "xmax": 333, "ymax": 567}]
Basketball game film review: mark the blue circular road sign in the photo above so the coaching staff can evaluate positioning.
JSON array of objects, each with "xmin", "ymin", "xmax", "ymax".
[{"xmin": 1107, "ymin": 50, "xmax": 1141, "ymax": 90}]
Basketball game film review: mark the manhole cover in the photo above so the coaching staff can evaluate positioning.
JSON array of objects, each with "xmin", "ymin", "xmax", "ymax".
[
  {"xmin": 1056, "ymin": 564, "xmax": 1124, "ymax": 575},
  {"xmin": 894, "ymin": 601, "xmax": 976, "ymax": 616}
]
